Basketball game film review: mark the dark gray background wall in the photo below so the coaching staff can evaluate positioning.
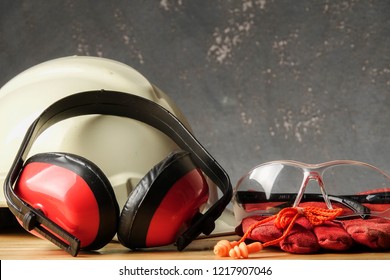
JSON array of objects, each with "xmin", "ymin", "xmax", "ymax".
[{"xmin": 1, "ymin": 0, "xmax": 389, "ymax": 187}]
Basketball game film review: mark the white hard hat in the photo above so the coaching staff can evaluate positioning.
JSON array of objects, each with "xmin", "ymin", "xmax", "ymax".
[{"xmin": 0, "ymin": 56, "xmax": 191, "ymax": 209}]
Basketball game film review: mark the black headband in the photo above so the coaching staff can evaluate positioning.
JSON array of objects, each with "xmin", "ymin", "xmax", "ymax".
[{"xmin": 4, "ymin": 90, "xmax": 232, "ymax": 256}]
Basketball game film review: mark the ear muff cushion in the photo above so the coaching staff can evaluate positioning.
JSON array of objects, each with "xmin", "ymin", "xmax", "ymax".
[
  {"xmin": 19, "ymin": 152, "xmax": 120, "ymax": 250},
  {"xmin": 118, "ymin": 150, "xmax": 208, "ymax": 249}
]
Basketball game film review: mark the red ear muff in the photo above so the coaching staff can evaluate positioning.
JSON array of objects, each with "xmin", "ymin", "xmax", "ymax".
[
  {"xmin": 15, "ymin": 152, "xmax": 119, "ymax": 250},
  {"xmin": 5, "ymin": 91, "xmax": 232, "ymax": 256},
  {"xmin": 118, "ymin": 150, "xmax": 209, "ymax": 249}
]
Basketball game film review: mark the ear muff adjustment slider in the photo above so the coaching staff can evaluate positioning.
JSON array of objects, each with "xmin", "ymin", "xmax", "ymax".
[{"xmin": 22, "ymin": 210, "xmax": 37, "ymax": 231}]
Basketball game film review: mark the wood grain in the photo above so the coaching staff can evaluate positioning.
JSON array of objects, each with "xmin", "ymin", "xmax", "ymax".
[{"xmin": 1, "ymin": 227, "xmax": 389, "ymax": 260}]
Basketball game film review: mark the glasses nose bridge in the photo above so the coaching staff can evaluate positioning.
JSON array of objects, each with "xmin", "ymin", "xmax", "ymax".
[
  {"xmin": 306, "ymin": 171, "xmax": 324, "ymax": 184},
  {"xmin": 293, "ymin": 170, "xmax": 332, "ymax": 208}
]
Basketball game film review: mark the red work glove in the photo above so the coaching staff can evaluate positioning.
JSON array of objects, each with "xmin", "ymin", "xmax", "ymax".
[
  {"xmin": 237, "ymin": 201, "xmax": 390, "ymax": 254},
  {"xmin": 342, "ymin": 218, "xmax": 390, "ymax": 249},
  {"xmin": 340, "ymin": 190, "xmax": 390, "ymax": 250},
  {"xmin": 238, "ymin": 212, "xmax": 353, "ymax": 253}
]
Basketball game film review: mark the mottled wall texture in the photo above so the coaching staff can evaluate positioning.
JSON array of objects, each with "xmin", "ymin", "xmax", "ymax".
[{"xmin": 1, "ymin": 0, "xmax": 389, "ymax": 186}]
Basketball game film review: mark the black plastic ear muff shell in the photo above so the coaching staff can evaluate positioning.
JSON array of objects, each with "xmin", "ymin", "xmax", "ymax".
[
  {"xmin": 15, "ymin": 152, "xmax": 119, "ymax": 250},
  {"xmin": 118, "ymin": 150, "xmax": 209, "ymax": 249}
]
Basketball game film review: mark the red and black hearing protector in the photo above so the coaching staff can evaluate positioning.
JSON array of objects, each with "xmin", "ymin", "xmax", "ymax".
[{"xmin": 4, "ymin": 90, "xmax": 232, "ymax": 256}]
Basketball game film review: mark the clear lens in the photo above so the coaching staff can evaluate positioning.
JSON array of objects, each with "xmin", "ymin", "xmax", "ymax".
[
  {"xmin": 322, "ymin": 163, "xmax": 390, "ymax": 196},
  {"xmin": 234, "ymin": 163, "xmax": 304, "ymax": 220},
  {"xmin": 238, "ymin": 163, "xmax": 304, "ymax": 194},
  {"xmin": 321, "ymin": 163, "xmax": 390, "ymax": 218}
]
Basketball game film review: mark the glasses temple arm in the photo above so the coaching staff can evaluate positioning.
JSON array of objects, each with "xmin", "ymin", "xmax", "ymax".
[{"xmin": 326, "ymin": 195, "xmax": 370, "ymax": 219}]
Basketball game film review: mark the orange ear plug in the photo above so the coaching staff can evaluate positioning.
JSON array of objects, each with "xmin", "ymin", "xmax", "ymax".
[
  {"xmin": 229, "ymin": 242, "xmax": 263, "ymax": 259},
  {"xmin": 213, "ymin": 240, "xmax": 239, "ymax": 257}
]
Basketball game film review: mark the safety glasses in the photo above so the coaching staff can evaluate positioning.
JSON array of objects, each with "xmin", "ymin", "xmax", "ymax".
[{"xmin": 233, "ymin": 160, "xmax": 390, "ymax": 221}]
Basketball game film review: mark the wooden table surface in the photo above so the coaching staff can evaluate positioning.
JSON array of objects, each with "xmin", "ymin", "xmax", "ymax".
[{"xmin": 1, "ymin": 227, "xmax": 389, "ymax": 260}]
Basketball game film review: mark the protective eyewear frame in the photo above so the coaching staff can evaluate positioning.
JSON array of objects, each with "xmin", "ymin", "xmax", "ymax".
[{"xmin": 234, "ymin": 160, "xmax": 390, "ymax": 221}]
